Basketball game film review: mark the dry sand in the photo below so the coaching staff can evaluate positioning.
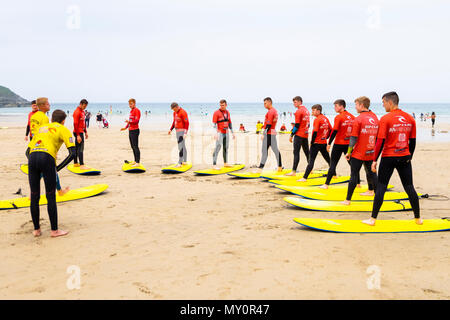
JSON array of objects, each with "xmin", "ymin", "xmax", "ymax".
[{"xmin": 0, "ymin": 120, "xmax": 449, "ymax": 299}]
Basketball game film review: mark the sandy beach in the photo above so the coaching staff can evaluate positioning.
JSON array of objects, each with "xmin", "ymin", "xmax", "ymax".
[{"xmin": 0, "ymin": 120, "xmax": 449, "ymax": 300}]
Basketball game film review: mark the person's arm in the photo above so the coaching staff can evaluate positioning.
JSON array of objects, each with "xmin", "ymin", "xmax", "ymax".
[
  {"xmin": 56, "ymin": 146, "xmax": 76, "ymax": 172},
  {"xmin": 310, "ymin": 131, "xmax": 317, "ymax": 147},
  {"xmin": 26, "ymin": 125, "xmax": 30, "ymax": 137},
  {"xmin": 264, "ymin": 124, "xmax": 272, "ymax": 134},
  {"xmin": 409, "ymin": 138, "xmax": 416, "ymax": 158},
  {"xmin": 184, "ymin": 114, "xmax": 189, "ymax": 133},
  {"xmin": 373, "ymin": 138, "xmax": 385, "ymax": 162},
  {"xmin": 347, "ymin": 136, "xmax": 358, "ymax": 155},
  {"xmin": 290, "ymin": 123, "xmax": 300, "ymax": 137},
  {"xmin": 73, "ymin": 112, "xmax": 80, "ymax": 136},
  {"xmin": 328, "ymin": 130, "xmax": 338, "ymax": 145}
]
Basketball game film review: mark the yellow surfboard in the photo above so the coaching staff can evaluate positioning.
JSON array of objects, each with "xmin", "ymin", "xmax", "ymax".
[
  {"xmin": 284, "ymin": 197, "xmax": 411, "ymax": 212},
  {"xmin": 20, "ymin": 164, "xmax": 29, "ymax": 175},
  {"xmin": 289, "ymin": 188, "xmax": 422, "ymax": 201},
  {"xmin": 68, "ymin": 164, "xmax": 101, "ymax": 175},
  {"xmin": 0, "ymin": 184, "xmax": 108, "ymax": 210},
  {"xmin": 275, "ymin": 184, "xmax": 394, "ymax": 195},
  {"xmin": 122, "ymin": 162, "xmax": 146, "ymax": 173},
  {"xmin": 279, "ymin": 131, "xmax": 292, "ymax": 134},
  {"xmin": 161, "ymin": 162, "xmax": 192, "ymax": 173},
  {"xmin": 269, "ymin": 176, "xmax": 350, "ymax": 187},
  {"xmin": 260, "ymin": 170, "xmax": 327, "ymax": 180},
  {"xmin": 293, "ymin": 217, "xmax": 450, "ymax": 233},
  {"xmin": 194, "ymin": 164, "xmax": 245, "ymax": 175},
  {"xmin": 228, "ymin": 169, "xmax": 291, "ymax": 179}
]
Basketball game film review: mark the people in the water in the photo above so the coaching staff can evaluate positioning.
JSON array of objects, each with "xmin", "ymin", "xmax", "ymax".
[
  {"xmin": 342, "ymin": 96, "xmax": 379, "ymax": 204},
  {"xmin": 121, "ymin": 98, "xmax": 141, "ymax": 167},
  {"xmin": 28, "ymin": 103, "xmax": 76, "ymax": 238},
  {"xmin": 73, "ymin": 99, "xmax": 90, "ymax": 171},
  {"xmin": 168, "ymin": 102, "xmax": 189, "ymax": 167},
  {"xmin": 212, "ymin": 99, "xmax": 235, "ymax": 170},
  {"xmin": 363, "ymin": 91, "xmax": 421, "ymax": 226},
  {"xmin": 298, "ymin": 104, "xmax": 331, "ymax": 181}
]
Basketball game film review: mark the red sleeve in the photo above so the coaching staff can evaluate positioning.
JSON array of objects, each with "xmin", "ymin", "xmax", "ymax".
[
  {"xmin": 130, "ymin": 109, "xmax": 140, "ymax": 125},
  {"xmin": 212, "ymin": 111, "xmax": 218, "ymax": 124},
  {"xmin": 313, "ymin": 117, "xmax": 319, "ymax": 132},
  {"xmin": 351, "ymin": 117, "xmax": 360, "ymax": 137},
  {"xmin": 73, "ymin": 109, "xmax": 80, "ymax": 134},
  {"xmin": 266, "ymin": 110, "xmax": 274, "ymax": 125},
  {"xmin": 333, "ymin": 115, "xmax": 341, "ymax": 131},
  {"xmin": 227, "ymin": 110, "xmax": 231, "ymax": 125},
  {"xmin": 410, "ymin": 117, "xmax": 416, "ymax": 139},
  {"xmin": 183, "ymin": 110, "xmax": 189, "ymax": 131}
]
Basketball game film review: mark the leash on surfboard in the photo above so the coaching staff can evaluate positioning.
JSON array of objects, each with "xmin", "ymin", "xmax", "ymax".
[{"xmin": 420, "ymin": 194, "xmax": 449, "ymax": 201}]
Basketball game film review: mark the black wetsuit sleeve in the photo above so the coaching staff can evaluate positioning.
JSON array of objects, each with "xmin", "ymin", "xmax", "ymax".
[
  {"xmin": 311, "ymin": 132, "xmax": 317, "ymax": 146},
  {"xmin": 26, "ymin": 125, "xmax": 30, "ymax": 137},
  {"xmin": 56, "ymin": 146, "xmax": 76, "ymax": 172},
  {"xmin": 374, "ymin": 138, "xmax": 385, "ymax": 161},
  {"xmin": 409, "ymin": 138, "xmax": 416, "ymax": 158},
  {"xmin": 265, "ymin": 124, "xmax": 272, "ymax": 134},
  {"xmin": 291, "ymin": 123, "xmax": 300, "ymax": 137},
  {"xmin": 328, "ymin": 130, "xmax": 338, "ymax": 145}
]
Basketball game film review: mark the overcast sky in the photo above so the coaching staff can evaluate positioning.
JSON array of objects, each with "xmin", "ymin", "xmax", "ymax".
[{"xmin": 1, "ymin": 0, "xmax": 449, "ymax": 103}]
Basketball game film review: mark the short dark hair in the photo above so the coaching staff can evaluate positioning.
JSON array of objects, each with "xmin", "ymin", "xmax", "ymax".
[
  {"xmin": 264, "ymin": 97, "xmax": 272, "ymax": 103},
  {"xmin": 333, "ymin": 99, "xmax": 346, "ymax": 108},
  {"xmin": 293, "ymin": 96, "xmax": 303, "ymax": 103},
  {"xmin": 31, "ymin": 100, "xmax": 36, "ymax": 105},
  {"xmin": 52, "ymin": 109, "xmax": 67, "ymax": 123},
  {"xmin": 170, "ymin": 102, "xmax": 179, "ymax": 109},
  {"xmin": 382, "ymin": 91, "xmax": 399, "ymax": 105},
  {"xmin": 220, "ymin": 99, "xmax": 227, "ymax": 104},
  {"xmin": 311, "ymin": 104, "xmax": 322, "ymax": 113},
  {"xmin": 80, "ymin": 99, "xmax": 88, "ymax": 105}
]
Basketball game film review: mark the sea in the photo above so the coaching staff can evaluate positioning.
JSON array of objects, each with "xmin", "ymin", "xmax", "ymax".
[{"xmin": 1, "ymin": 102, "xmax": 449, "ymax": 142}]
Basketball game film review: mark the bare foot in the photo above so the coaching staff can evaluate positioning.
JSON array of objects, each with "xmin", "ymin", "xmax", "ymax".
[
  {"xmin": 362, "ymin": 218, "xmax": 376, "ymax": 226},
  {"xmin": 415, "ymin": 218, "xmax": 423, "ymax": 225},
  {"xmin": 359, "ymin": 190, "xmax": 374, "ymax": 196},
  {"xmin": 33, "ymin": 229, "xmax": 41, "ymax": 237},
  {"xmin": 80, "ymin": 165, "xmax": 90, "ymax": 170},
  {"xmin": 277, "ymin": 167, "xmax": 283, "ymax": 172},
  {"xmin": 341, "ymin": 200, "xmax": 351, "ymax": 205},
  {"xmin": 251, "ymin": 168, "xmax": 262, "ymax": 174},
  {"xmin": 213, "ymin": 166, "xmax": 221, "ymax": 170},
  {"xmin": 297, "ymin": 178, "xmax": 307, "ymax": 182},
  {"xmin": 73, "ymin": 163, "xmax": 80, "ymax": 167},
  {"xmin": 284, "ymin": 171, "xmax": 296, "ymax": 176},
  {"xmin": 58, "ymin": 187, "xmax": 70, "ymax": 197},
  {"xmin": 174, "ymin": 163, "xmax": 182, "ymax": 168},
  {"xmin": 319, "ymin": 184, "xmax": 329, "ymax": 190},
  {"xmin": 131, "ymin": 162, "xmax": 140, "ymax": 167},
  {"xmin": 51, "ymin": 230, "xmax": 69, "ymax": 238},
  {"xmin": 356, "ymin": 184, "xmax": 361, "ymax": 189},
  {"xmin": 224, "ymin": 163, "xmax": 233, "ymax": 168}
]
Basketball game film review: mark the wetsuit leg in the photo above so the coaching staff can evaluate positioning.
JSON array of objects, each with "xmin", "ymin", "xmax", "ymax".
[
  {"xmin": 223, "ymin": 132, "xmax": 229, "ymax": 164},
  {"xmin": 371, "ymin": 157, "xmax": 395, "ymax": 219},
  {"xmin": 176, "ymin": 131, "xmax": 187, "ymax": 164},
  {"xmin": 363, "ymin": 160, "xmax": 377, "ymax": 191},
  {"xmin": 301, "ymin": 137, "xmax": 310, "ymax": 160},
  {"xmin": 346, "ymin": 157, "xmax": 364, "ymax": 200},
  {"xmin": 269, "ymin": 134, "xmax": 282, "ymax": 168},
  {"xmin": 259, "ymin": 134, "xmax": 270, "ymax": 169},
  {"xmin": 212, "ymin": 134, "xmax": 222, "ymax": 166},
  {"xmin": 25, "ymin": 147, "xmax": 30, "ymax": 160},
  {"xmin": 318, "ymin": 144, "xmax": 331, "ymax": 166},
  {"xmin": 28, "ymin": 153, "xmax": 42, "ymax": 231},
  {"xmin": 129, "ymin": 129, "xmax": 140, "ymax": 163},
  {"xmin": 73, "ymin": 132, "xmax": 85, "ymax": 165},
  {"xmin": 292, "ymin": 136, "xmax": 301, "ymax": 171},
  {"xmin": 325, "ymin": 144, "xmax": 346, "ymax": 185},
  {"xmin": 396, "ymin": 156, "xmax": 420, "ymax": 219},
  {"xmin": 303, "ymin": 144, "xmax": 319, "ymax": 179}
]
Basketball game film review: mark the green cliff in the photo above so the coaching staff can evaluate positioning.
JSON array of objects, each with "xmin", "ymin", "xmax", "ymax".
[{"xmin": 0, "ymin": 85, "xmax": 30, "ymax": 108}]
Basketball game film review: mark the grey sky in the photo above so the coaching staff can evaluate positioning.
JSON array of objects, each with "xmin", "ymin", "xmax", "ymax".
[{"xmin": 1, "ymin": 0, "xmax": 449, "ymax": 102}]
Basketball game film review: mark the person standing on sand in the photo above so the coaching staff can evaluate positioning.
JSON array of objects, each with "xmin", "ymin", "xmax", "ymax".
[
  {"xmin": 168, "ymin": 102, "xmax": 189, "ymax": 167},
  {"xmin": 363, "ymin": 91, "xmax": 421, "ymax": 226},
  {"xmin": 85, "ymin": 111, "xmax": 91, "ymax": 128},
  {"xmin": 25, "ymin": 100, "xmax": 38, "ymax": 142},
  {"xmin": 297, "ymin": 104, "xmax": 331, "ymax": 182},
  {"xmin": 28, "ymin": 106, "xmax": 75, "ymax": 237},
  {"xmin": 431, "ymin": 112, "xmax": 436, "ymax": 128},
  {"xmin": 121, "ymin": 99, "xmax": 141, "ymax": 167},
  {"xmin": 72, "ymin": 99, "xmax": 90, "ymax": 170},
  {"xmin": 212, "ymin": 99, "xmax": 235, "ymax": 170},
  {"xmin": 285, "ymin": 96, "xmax": 309, "ymax": 176}
]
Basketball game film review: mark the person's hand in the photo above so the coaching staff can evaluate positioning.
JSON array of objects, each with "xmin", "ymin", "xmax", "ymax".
[
  {"xmin": 232, "ymin": 134, "xmax": 236, "ymax": 140},
  {"xmin": 345, "ymin": 153, "xmax": 351, "ymax": 161},
  {"xmin": 183, "ymin": 133, "xmax": 187, "ymax": 140},
  {"xmin": 168, "ymin": 130, "xmax": 172, "ymax": 135},
  {"xmin": 120, "ymin": 128, "xmax": 127, "ymax": 131},
  {"xmin": 214, "ymin": 134, "xmax": 218, "ymax": 141},
  {"xmin": 326, "ymin": 145, "xmax": 331, "ymax": 153},
  {"xmin": 371, "ymin": 161, "xmax": 377, "ymax": 173},
  {"xmin": 125, "ymin": 120, "xmax": 129, "ymax": 124},
  {"xmin": 24, "ymin": 136, "xmax": 28, "ymax": 141},
  {"xmin": 77, "ymin": 135, "xmax": 82, "ymax": 144},
  {"xmin": 261, "ymin": 134, "xmax": 265, "ymax": 141},
  {"xmin": 85, "ymin": 132, "xmax": 88, "ymax": 139},
  {"xmin": 289, "ymin": 136, "xmax": 293, "ymax": 143}
]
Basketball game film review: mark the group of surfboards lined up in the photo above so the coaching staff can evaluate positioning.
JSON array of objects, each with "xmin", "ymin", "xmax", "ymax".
[{"xmin": 16, "ymin": 91, "xmax": 449, "ymax": 237}]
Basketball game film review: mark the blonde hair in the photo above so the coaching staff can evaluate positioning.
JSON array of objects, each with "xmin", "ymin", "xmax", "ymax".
[
  {"xmin": 36, "ymin": 97, "xmax": 48, "ymax": 107},
  {"xmin": 354, "ymin": 96, "xmax": 370, "ymax": 109}
]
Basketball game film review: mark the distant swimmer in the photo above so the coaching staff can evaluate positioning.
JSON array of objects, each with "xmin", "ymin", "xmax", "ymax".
[
  {"xmin": 286, "ymin": 96, "xmax": 309, "ymax": 176},
  {"xmin": 168, "ymin": 102, "xmax": 189, "ymax": 167},
  {"xmin": 212, "ymin": 99, "xmax": 235, "ymax": 170},
  {"xmin": 431, "ymin": 111, "xmax": 436, "ymax": 128},
  {"xmin": 256, "ymin": 120, "xmax": 263, "ymax": 134},
  {"xmin": 25, "ymin": 100, "xmax": 38, "ymax": 141},
  {"xmin": 342, "ymin": 97, "xmax": 379, "ymax": 204},
  {"xmin": 363, "ymin": 91, "xmax": 421, "ymax": 226},
  {"xmin": 320, "ymin": 99, "xmax": 356, "ymax": 189},
  {"xmin": 72, "ymin": 99, "xmax": 90, "ymax": 170},
  {"xmin": 298, "ymin": 104, "xmax": 331, "ymax": 181},
  {"xmin": 28, "ymin": 106, "xmax": 76, "ymax": 237},
  {"xmin": 121, "ymin": 99, "xmax": 142, "ymax": 167},
  {"xmin": 253, "ymin": 97, "xmax": 282, "ymax": 172}
]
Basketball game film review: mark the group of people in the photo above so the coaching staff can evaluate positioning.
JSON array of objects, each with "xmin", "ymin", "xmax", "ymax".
[{"xmin": 22, "ymin": 91, "xmax": 421, "ymax": 238}]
